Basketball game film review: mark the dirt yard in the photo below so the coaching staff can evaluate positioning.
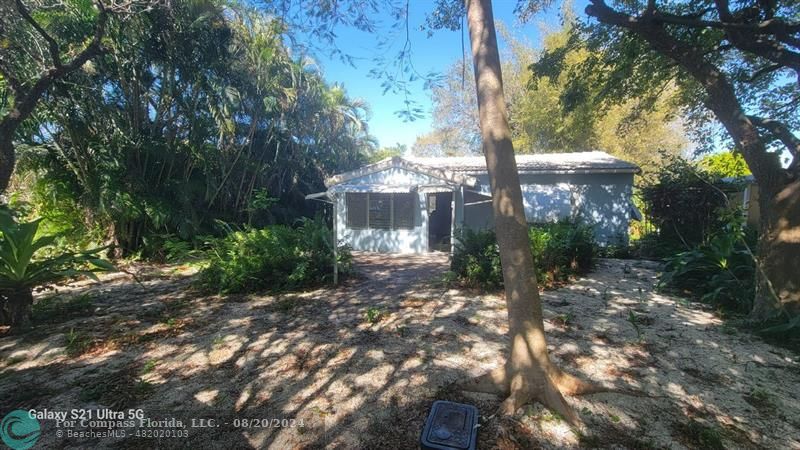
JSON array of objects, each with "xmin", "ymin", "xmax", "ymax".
[{"xmin": 1, "ymin": 254, "xmax": 798, "ymax": 449}]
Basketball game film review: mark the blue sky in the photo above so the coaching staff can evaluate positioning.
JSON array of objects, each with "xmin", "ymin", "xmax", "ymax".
[{"xmin": 312, "ymin": 1, "xmax": 579, "ymax": 150}]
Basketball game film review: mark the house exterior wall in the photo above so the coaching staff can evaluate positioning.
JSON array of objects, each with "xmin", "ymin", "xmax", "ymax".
[
  {"xmin": 332, "ymin": 166, "xmax": 636, "ymax": 253},
  {"xmin": 463, "ymin": 172, "xmax": 635, "ymax": 245},
  {"xmin": 334, "ymin": 168, "xmax": 434, "ymax": 253}
]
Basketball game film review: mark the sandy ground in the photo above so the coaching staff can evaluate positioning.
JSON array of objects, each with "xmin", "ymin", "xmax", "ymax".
[{"xmin": 1, "ymin": 254, "xmax": 799, "ymax": 449}]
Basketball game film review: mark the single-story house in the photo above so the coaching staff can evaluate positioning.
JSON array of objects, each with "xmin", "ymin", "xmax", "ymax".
[{"xmin": 307, "ymin": 151, "xmax": 641, "ymax": 254}]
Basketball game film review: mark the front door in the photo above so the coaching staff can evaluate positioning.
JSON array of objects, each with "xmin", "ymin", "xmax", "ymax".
[{"xmin": 427, "ymin": 192, "xmax": 453, "ymax": 252}]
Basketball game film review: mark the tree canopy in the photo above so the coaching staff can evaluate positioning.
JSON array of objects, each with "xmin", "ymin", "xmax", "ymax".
[
  {"xmin": 4, "ymin": 0, "xmax": 375, "ymax": 255},
  {"xmin": 414, "ymin": 21, "xmax": 688, "ymax": 173}
]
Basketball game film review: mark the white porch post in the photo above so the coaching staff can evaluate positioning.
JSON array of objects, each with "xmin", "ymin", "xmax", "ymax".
[{"xmin": 332, "ymin": 193, "xmax": 338, "ymax": 285}]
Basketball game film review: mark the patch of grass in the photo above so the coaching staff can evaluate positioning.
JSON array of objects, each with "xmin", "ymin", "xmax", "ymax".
[
  {"xmin": 743, "ymin": 387, "xmax": 777, "ymax": 413},
  {"xmin": 78, "ymin": 367, "xmax": 155, "ymax": 408},
  {"xmin": 212, "ymin": 335, "xmax": 225, "ymax": 347},
  {"xmin": 32, "ymin": 293, "xmax": 95, "ymax": 324},
  {"xmin": 609, "ymin": 413, "xmax": 621, "ymax": 423},
  {"xmin": 140, "ymin": 360, "xmax": 158, "ymax": 375},
  {"xmin": 365, "ymin": 307, "xmax": 386, "ymax": 324},
  {"xmin": 64, "ymin": 328, "xmax": 95, "ymax": 357},
  {"xmin": 551, "ymin": 312, "xmax": 574, "ymax": 328},
  {"xmin": 674, "ymin": 419, "xmax": 726, "ymax": 450},
  {"xmin": 272, "ymin": 297, "xmax": 298, "ymax": 313},
  {"xmin": 627, "ymin": 309, "xmax": 644, "ymax": 342}
]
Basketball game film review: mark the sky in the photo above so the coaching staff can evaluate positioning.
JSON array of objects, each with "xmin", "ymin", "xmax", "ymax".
[{"xmin": 311, "ymin": 1, "xmax": 581, "ymax": 150}]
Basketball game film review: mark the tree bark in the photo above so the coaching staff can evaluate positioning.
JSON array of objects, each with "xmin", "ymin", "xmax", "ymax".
[
  {"xmin": 586, "ymin": 0, "xmax": 800, "ymax": 320},
  {"xmin": 461, "ymin": 0, "xmax": 595, "ymax": 424},
  {"xmin": 0, "ymin": 1, "xmax": 108, "ymax": 194},
  {"xmin": 0, "ymin": 288, "xmax": 34, "ymax": 330}
]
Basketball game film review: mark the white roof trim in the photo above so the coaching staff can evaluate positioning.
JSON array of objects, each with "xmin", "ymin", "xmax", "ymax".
[
  {"xmin": 305, "ymin": 191, "xmax": 330, "ymax": 200},
  {"xmin": 326, "ymin": 157, "xmax": 478, "ymax": 188},
  {"xmin": 329, "ymin": 184, "xmax": 416, "ymax": 193}
]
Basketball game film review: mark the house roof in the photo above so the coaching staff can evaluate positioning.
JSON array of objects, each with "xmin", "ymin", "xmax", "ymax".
[
  {"xmin": 325, "ymin": 156, "xmax": 478, "ymax": 187},
  {"xmin": 406, "ymin": 151, "xmax": 640, "ymax": 174}
]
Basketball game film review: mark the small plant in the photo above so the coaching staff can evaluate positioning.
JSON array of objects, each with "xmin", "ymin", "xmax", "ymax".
[
  {"xmin": 365, "ymin": 307, "xmax": 385, "ymax": 324},
  {"xmin": 140, "ymin": 360, "xmax": 158, "ymax": 375},
  {"xmin": 65, "ymin": 328, "xmax": 94, "ymax": 357},
  {"xmin": 675, "ymin": 420, "xmax": 725, "ymax": 450},
  {"xmin": 212, "ymin": 335, "xmax": 225, "ymax": 347},
  {"xmin": 627, "ymin": 309, "xmax": 644, "ymax": 341},
  {"xmin": 0, "ymin": 210, "xmax": 114, "ymax": 331},
  {"xmin": 744, "ymin": 387, "xmax": 777, "ymax": 412},
  {"xmin": 552, "ymin": 312, "xmax": 574, "ymax": 328}
]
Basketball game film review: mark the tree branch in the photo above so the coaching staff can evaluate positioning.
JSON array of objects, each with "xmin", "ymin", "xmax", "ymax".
[
  {"xmin": 748, "ymin": 63, "xmax": 783, "ymax": 83},
  {"xmin": 748, "ymin": 115, "xmax": 800, "ymax": 158},
  {"xmin": 14, "ymin": 0, "xmax": 64, "ymax": 68}
]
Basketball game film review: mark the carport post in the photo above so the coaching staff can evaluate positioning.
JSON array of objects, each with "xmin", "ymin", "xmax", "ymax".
[{"xmin": 333, "ymin": 193, "xmax": 338, "ymax": 285}]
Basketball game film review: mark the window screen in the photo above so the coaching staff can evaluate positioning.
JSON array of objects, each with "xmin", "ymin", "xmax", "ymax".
[
  {"xmin": 393, "ymin": 193, "xmax": 415, "ymax": 229},
  {"xmin": 346, "ymin": 193, "xmax": 367, "ymax": 228},
  {"xmin": 369, "ymin": 193, "xmax": 392, "ymax": 229}
]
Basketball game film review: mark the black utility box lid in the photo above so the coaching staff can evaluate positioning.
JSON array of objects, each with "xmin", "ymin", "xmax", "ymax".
[{"xmin": 420, "ymin": 400, "xmax": 479, "ymax": 450}]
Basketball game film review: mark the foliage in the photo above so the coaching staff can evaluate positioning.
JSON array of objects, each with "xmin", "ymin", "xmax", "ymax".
[
  {"xmin": 367, "ymin": 144, "xmax": 407, "ymax": 163},
  {"xmin": 0, "ymin": 210, "xmax": 114, "ymax": 292},
  {"xmin": 659, "ymin": 208, "xmax": 755, "ymax": 313},
  {"xmin": 198, "ymin": 217, "xmax": 349, "ymax": 293},
  {"xmin": 639, "ymin": 155, "xmax": 732, "ymax": 255},
  {"xmin": 9, "ymin": 0, "xmax": 375, "ymax": 256},
  {"xmin": 698, "ymin": 152, "xmax": 752, "ymax": 178},
  {"xmin": 528, "ymin": 221, "xmax": 595, "ymax": 286},
  {"xmin": 450, "ymin": 228, "xmax": 503, "ymax": 289},
  {"xmin": 451, "ymin": 221, "xmax": 596, "ymax": 289},
  {"xmin": 414, "ymin": 21, "xmax": 688, "ymax": 174}
]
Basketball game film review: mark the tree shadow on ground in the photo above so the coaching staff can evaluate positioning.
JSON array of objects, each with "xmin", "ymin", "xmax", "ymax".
[{"xmin": 0, "ymin": 257, "xmax": 798, "ymax": 449}]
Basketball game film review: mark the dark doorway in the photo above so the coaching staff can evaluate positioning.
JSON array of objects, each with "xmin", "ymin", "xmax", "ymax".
[{"xmin": 427, "ymin": 192, "xmax": 453, "ymax": 252}]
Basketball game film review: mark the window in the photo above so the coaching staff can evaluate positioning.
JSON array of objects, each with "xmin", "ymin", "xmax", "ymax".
[
  {"xmin": 369, "ymin": 193, "xmax": 392, "ymax": 230},
  {"xmin": 346, "ymin": 193, "xmax": 367, "ymax": 228},
  {"xmin": 393, "ymin": 193, "xmax": 414, "ymax": 229},
  {"xmin": 345, "ymin": 192, "xmax": 415, "ymax": 230}
]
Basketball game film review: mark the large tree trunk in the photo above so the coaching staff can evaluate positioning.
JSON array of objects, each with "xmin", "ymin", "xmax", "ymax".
[
  {"xmin": 752, "ymin": 179, "xmax": 800, "ymax": 320},
  {"xmin": 461, "ymin": 0, "xmax": 595, "ymax": 424},
  {"xmin": 0, "ymin": 121, "xmax": 19, "ymax": 194},
  {"xmin": 0, "ymin": 288, "xmax": 34, "ymax": 330},
  {"xmin": 585, "ymin": 0, "xmax": 800, "ymax": 321}
]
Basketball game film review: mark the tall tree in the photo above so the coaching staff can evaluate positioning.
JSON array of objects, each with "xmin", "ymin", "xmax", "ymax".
[
  {"xmin": 560, "ymin": 0, "xmax": 800, "ymax": 320},
  {"xmin": 414, "ymin": 21, "xmax": 688, "ymax": 172},
  {"xmin": 0, "ymin": 0, "xmax": 153, "ymax": 194},
  {"xmin": 457, "ymin": 0, "xmax": 596, "ymax": 423}
]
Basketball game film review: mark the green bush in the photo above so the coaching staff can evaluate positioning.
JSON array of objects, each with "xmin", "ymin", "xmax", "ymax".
[
  {"xmin": 451, "ymin": 228, "xmax": 503, "ymax": 289},
  {"xmin": 451, "ymin": 221, "xmax": 596, "ymax": 289},
  {"xmin": 198, "ymin": 217, "xmax": 349, "ymax": 293},
  {"xmin": 659, "ymin": 208, "xmax": 755, "ymax": 313},
  {"xmin": 529, "ymin": 221, "xmax": 595, "ymax": 286}
]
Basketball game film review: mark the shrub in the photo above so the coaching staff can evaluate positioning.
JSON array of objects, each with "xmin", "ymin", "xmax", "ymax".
[
  {"xmin": 451, "ymin": 221, "xmax": 596, "ymax": 289},
  {"xmin": 639, "ymin": 155, "xmax": 732, "ymax": 256},
  {"xmin": 529, "ymin": 221, "xmax": 595, "ymax": 286},
  {"xmin": 0, "ymin": 208, "xmax": 114, "ymax": 331},
  {"xmin": 659, "ymin": 208, "xmax": 755, "ymax": 313},
  {"xmin": 198, "ymin": 217, "xmax": 349, "ymax": 293},
  {"xmin": 451, "ymin": 228, "xmax": 503, "ymax": 289}
]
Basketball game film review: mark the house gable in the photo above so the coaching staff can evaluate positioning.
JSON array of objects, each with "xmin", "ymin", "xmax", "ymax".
[{"xmin": 325, "ymin": 157, "xmax": 477, "ymax": 188}]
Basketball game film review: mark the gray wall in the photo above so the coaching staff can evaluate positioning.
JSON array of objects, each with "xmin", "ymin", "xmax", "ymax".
[{"xmin": 462, "ymin": 172, "xmax": 635, "ymax": 245}]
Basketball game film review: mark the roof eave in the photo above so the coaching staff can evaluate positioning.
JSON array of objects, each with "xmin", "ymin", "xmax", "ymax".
[{"xmin": 325, "ymin": 156, "xmax": 478, "ymax": 188}]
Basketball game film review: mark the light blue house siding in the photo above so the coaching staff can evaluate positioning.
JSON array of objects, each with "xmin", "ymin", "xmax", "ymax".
[
  {"xmin": 331, "ymin": 168, "xmax": 437, "ymax": 253},
  {"xmin": 464, "ymin": 173, "xmax": 635, "ymax": 245},
  {"xmin": 313, "ymin": 153, "xmax": 640, "ymax": 254}
]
